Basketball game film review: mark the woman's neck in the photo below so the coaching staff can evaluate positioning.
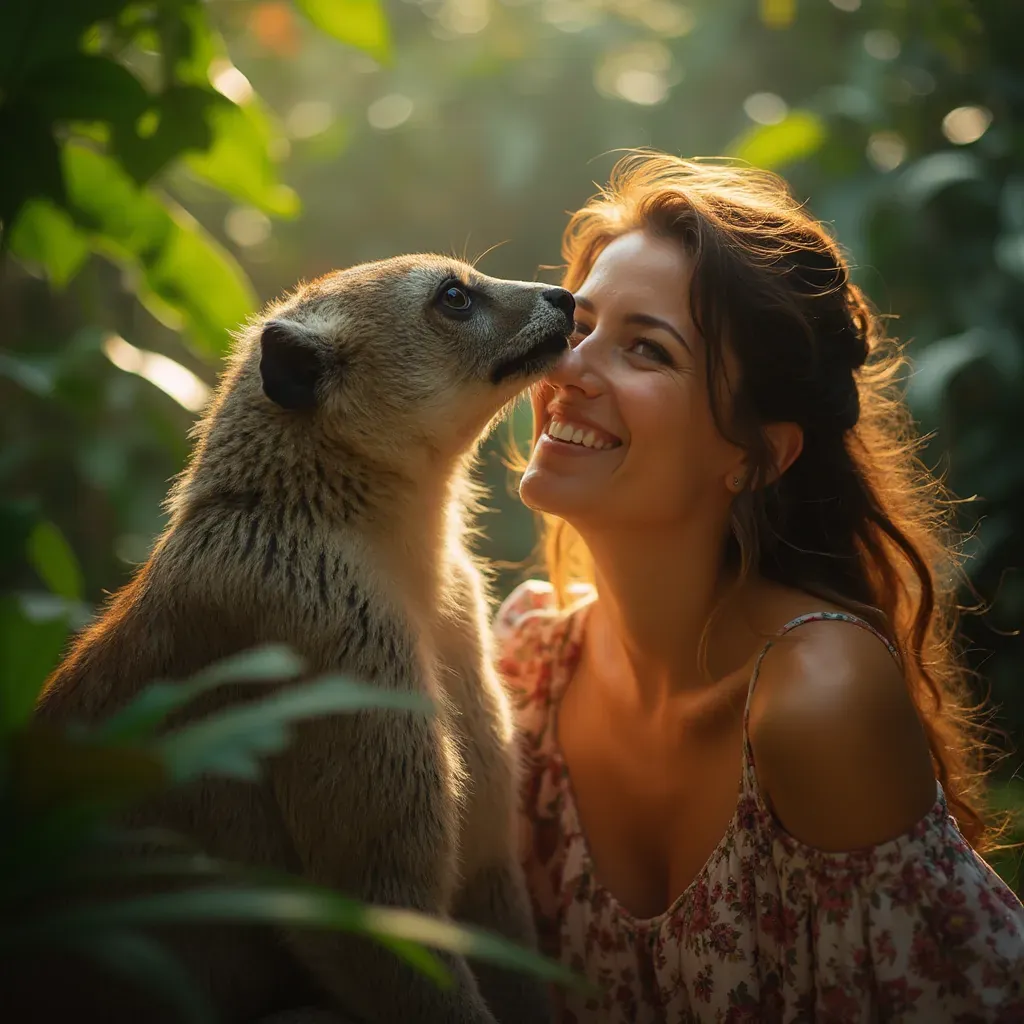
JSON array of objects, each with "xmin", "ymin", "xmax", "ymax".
[{"xmin": 580, "ymin": 520, "xmax": 751, "ymax": 711}]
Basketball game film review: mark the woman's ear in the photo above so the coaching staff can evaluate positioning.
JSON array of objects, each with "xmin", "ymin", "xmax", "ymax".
[
  {"xmin": 725, "ymin": 423, "xmax": 804, "ymax": 493},
  {"xmin": 763, "ymin": 421, "xmax": 803, "ymax": 483}
]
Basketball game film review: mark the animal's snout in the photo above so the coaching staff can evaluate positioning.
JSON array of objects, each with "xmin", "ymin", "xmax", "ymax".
[{"xmin": 542, "ymin": 287, "xmax": 576, "ymax": 325}]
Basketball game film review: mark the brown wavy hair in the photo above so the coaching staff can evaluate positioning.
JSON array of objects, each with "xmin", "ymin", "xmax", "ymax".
[{"xmin": 527, "ymin": 151, "xmax": 999, "ymax": 850}]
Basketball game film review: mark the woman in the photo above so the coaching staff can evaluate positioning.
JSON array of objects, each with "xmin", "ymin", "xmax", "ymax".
[{"xmin": 494, "ymin": 152, "xmax": 1024, "ymax": 1022}]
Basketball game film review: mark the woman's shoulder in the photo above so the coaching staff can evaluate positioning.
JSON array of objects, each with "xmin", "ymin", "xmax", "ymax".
[{"xmin": 747, "ymin": 604, "xmax": 938, "ymax": 853}]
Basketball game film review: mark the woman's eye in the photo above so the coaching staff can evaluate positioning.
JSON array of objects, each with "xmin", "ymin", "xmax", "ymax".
[
  {"xmin": 632, "ymin": 339, "xmax": 674, "ymax": 365},
  {"xmin": 440, "ymin": 283, "xmax": 472, "ymax": 311}
]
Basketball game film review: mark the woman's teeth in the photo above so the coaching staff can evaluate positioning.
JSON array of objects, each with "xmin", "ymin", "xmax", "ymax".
[{"xmin": 546, "ymin": 419, "xmax": 615, "ymax": 450}]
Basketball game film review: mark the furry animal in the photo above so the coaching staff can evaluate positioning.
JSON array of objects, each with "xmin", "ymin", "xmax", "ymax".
[{"xmin": 32, "ymin": 255, "xmax": 575, "ymax": 1023}]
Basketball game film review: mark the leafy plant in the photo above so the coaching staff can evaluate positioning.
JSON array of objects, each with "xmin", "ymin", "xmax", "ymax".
[
  {"xmin": 0, "ymin": 0, "xmax": 389, "ymax": 359},
  {"xmin": 1, "ymin": 643, "xmax": 583, "ymax": 1022}
]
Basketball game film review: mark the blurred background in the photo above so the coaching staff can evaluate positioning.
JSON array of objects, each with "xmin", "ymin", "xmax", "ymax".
[{"xmin": 1, "ymin": 0, "xmax": 1022, "ymax": 884}]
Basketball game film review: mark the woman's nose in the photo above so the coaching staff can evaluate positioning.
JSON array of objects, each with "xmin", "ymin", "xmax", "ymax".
[{"xmin": 546, "ymin": 336, "xmax": 603, "ymax": 398}]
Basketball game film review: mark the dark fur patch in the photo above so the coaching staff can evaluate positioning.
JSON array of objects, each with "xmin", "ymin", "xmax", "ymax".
[
  {"xmin": 317, "ymin": 551, "xmax": 328, "ymax": 607},
  {"xmin": 262, "ymin": 534, "xmax": 278, "ymax": 578}
]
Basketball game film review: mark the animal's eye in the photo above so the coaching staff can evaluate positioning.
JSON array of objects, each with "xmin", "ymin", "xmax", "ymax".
[{"xmin": 440, "ymin": 282, "xmax": 472, "ymax": 312}]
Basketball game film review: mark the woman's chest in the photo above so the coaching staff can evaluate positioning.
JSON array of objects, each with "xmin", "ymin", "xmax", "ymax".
[{"xmin": 556, "ymin": 680, "xmax": 747, "ymax": 920}]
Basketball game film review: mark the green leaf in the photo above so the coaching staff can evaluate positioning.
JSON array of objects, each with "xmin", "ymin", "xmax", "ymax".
[
  {"xmin": 0, "ymin": 595, "xmax": 70, "ymax": 732},
  {"xmin": 728, "ymin": 111, "xmax": 827, "ymax": 171},
  {"xmin": 62, "ymin": 143, "xmax": 256, "ymax": 357},
  {"xmin": 27, "ymin": 520, "xmax": 84, "ymax": 601},
  {"xmin": 7, "ymin": 199, "xmax": 89, "ymax": 288},
  {"xmin": 63, "ymin": 143, "xmax": 172, "ymax": 255},
  {"xmin": 170, "ymin": 1, "xmax": 297, "ymax": 216},
  {"xmin": 294, "ymin": 0, "xmax": 392, "ymax": 63},
  {"xmin": 114, "ymin": 85, "xmax": 218, "ymax": 185},
  {"xmin": 157, "ymin": 675, "xmax": 432, "ymax": 783},
  {"xmin": 95, "ymin": 645, "xmax": 305, "ymax": 743},
  {"xmin": 144, "ymin": 203, "xmax": 260, "ymax": 355},
  {"xmin": 26, "ymin": 53, "xmax": 151, "ymax": 127},
  {"xmin": 184, "ymin": 99, "xmax": 299, "ymax": 218},
  {"xmin": 172, "ymin": 2, "xmax": 224, "ymax": 86},
  {"xmin": 72, "ymin": 931, "xmax": 217, "ymax": 1024}
]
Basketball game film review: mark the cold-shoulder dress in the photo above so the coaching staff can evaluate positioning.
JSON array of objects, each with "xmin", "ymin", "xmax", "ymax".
[{"xmin": 494, "ymin": 580, "xmax": 1024, "ymax": 1023}]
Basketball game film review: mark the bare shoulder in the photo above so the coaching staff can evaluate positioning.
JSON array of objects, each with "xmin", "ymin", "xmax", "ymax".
[{"xmin": 747, "ymin": 614, "xmax": 938, "ymax": 851}]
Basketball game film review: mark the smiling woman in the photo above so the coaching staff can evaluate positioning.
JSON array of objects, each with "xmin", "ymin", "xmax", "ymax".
[{"xmin": 496, "ymin": 151, "xmax": 1024, "ymax": 1023}]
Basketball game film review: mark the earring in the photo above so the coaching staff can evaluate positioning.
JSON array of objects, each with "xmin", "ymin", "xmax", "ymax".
[{"xmin": 732, "ymin": 475, "xmax": 744, "ymax": 492}]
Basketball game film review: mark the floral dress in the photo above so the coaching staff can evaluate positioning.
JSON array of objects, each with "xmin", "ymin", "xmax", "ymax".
[{"xmin": 494, "ymin": 579, "xmax": 1024, "ymax": 1023}]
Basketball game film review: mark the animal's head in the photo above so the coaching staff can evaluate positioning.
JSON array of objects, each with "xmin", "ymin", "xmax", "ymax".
[{"xmin": 244, "ymin": 254, "xmax": 574, "ymax": 463}]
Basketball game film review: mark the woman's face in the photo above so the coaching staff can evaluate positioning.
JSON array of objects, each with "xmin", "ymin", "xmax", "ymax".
[{"xmin": 519, "ymin": 230, "xmax": 743, "ymax": 530}]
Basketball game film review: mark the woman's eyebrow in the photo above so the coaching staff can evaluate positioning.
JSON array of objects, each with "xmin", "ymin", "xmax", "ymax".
[{"xmin": 575, "ymin": 296, "xmax": 691, "ymax": 352}]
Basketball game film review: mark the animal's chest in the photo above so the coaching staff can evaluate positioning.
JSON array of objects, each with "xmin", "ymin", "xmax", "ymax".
[{"xmin": 431, "ymin": 614, "xmax": 517, "ymax": 872}]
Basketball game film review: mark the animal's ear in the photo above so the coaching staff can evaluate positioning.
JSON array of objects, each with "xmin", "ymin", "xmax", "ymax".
[{"xmin": 259, "ymin": 320, "xmax": 323, "ymax": 411}]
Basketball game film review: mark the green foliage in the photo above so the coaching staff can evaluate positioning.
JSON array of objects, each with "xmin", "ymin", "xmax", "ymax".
[
  {"xmin": 1, "ymin": 647, "xmax": 584, "ymax": 1019},
  {"xmin": 0, "ymin": 0, "xmax": 321, "ymax": 357}
]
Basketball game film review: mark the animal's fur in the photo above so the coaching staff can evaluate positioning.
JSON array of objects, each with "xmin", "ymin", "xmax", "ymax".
[{"xmin": 31, "ymin": 255, "xmax": 574, "ymax": 1023}]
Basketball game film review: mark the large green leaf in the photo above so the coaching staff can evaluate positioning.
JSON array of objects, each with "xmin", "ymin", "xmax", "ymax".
[
  {"xmin": 95, "ymin": 645, "xmax": 305, "ymax": 743},
  {"xmin": 294, "ymin": 0, "xmax": 392, "ymax": 64},
  {"xmin": 157, "ymin": 675, "xmax": 432, "ymax": 782},
  {"xmin": 0, "ymin": 596, "xmax": 70, "ymax": 732},
  {"xmin": 63, "ymin": 143, "xmax": 171, "ymax": 255},
  {"xmin": 26, "ymin": 520, "xmax": 84, "ymax": 601},
  {"xmin": 62, "ymin": 143, "xmax": 256, "ymax": 357},
  {"xmin": 143, "ymin": 203, "xmax": 258, "ymax": 355},
  {"xmin": 728, "ymin": 111, "xmax": 827, "ymax": 171},
  {"xmin": 184, "ymin": 98, "xmax": 300, "ymax": 218},
  {"xmin": 7, "ymin": 199, "xmax": 89, "ymax": 288}
]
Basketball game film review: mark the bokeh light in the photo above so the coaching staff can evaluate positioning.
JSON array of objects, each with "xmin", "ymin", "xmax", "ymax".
[
  {"xmin": 744, "ymin": 92, "xmax": 788, "ymax": 125},
  {"xmin": 367, "ymin": 94, "xmax": 415, "ymax": 130},
  {"xmin": 942, "ymin": 105, "xmax": 993, "ymax": 145}
]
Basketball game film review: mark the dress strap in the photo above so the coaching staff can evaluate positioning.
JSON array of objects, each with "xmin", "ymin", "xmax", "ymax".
[{"xmin": 740, "ymin": 611, "xmax": 900, "ymax": 794}]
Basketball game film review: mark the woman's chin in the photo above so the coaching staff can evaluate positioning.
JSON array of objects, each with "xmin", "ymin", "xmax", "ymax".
[{"xmin": 519, "ymin": 465, "xmax": 595, "ymax": 518}]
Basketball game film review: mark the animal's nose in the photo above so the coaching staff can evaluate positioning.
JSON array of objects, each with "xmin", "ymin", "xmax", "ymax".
[{"xmin": 542, "ymin": 287, "xmax": 576, "ymax": 323}]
